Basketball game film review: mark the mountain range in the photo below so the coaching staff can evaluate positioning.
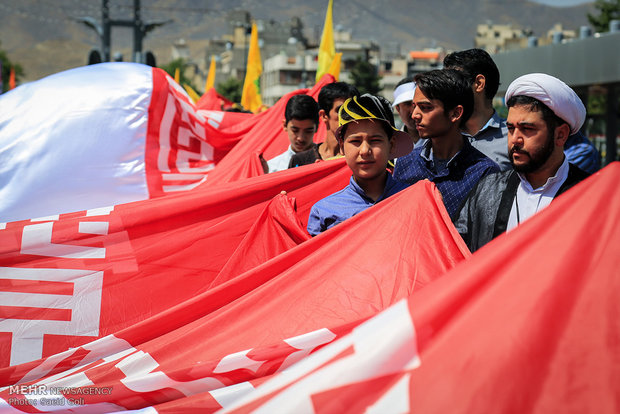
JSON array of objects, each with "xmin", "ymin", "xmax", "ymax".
[{"xmin": 0, "ymin": 0, "xmax": 596, "ymax": 82}]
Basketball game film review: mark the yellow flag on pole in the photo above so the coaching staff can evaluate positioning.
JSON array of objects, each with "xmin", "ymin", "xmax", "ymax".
[
  {"xmin": 327, "ymin": 52, "xmax": 342, "ymax": 81},
  {"xmin": 183, "ymin": 84, "xmax": 201, "ymax": 103},
  {"xmin": 316, "ymin": 0, "xmax": 335, "ymax": 82},
  {"xmin": 205, "ymin": 55, "xmax": 216, "ymax": 92},
  {"xmin": 241, "ymin": 22, "xmax": 263, "ymax": 113}
]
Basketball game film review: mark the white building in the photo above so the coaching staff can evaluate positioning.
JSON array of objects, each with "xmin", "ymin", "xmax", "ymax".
[{"xmin": 262, "ymin": 52, "xmax": 317, "ymax": 106}]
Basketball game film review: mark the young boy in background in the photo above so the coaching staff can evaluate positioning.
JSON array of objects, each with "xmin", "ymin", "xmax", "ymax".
[
  {"xmin": 266, "ymin": 94, "xmax": 319, "ymax": 173},
  {"xmin": 289, "ymin": 82, "xmax": 359, "ymax": 168},
  {"xmin": 307, "ymin": 94, "xmax": 413, "ymax": 236}
]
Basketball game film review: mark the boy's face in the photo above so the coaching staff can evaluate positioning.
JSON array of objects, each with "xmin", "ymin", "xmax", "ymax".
[
  {"xmin": 322, "ymin": 98, "xmax": 346, "ymax": 136},
  {"xmin": 341, "ymin": 119, "xmax": 394, "ymax": 182},
  {"xmin": 411, "ymin": 88, "xmax": 457, "ymax": 140},
  {"xmin": 283, "ymin": 118, "xmax": 317, "ymax": 153},
  {"xmin": 395, "ymin": 101, "xmax": 418, "ymax": 137}
]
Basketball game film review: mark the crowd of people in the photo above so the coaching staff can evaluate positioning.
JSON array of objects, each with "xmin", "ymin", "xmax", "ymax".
[{"xmin": 264, "ymin": 48, "xmax": 601, "ymax": 251}]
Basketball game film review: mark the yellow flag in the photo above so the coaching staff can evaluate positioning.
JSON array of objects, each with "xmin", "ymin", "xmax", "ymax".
[
  {"xmin": 241, "ymin": 22, "xmax": 263, "ymax": 113},
  {"xmin": 327, "ymin": 52, "xmax": 342, "ymax": 81},
  {"xmin": 174, "ymin": 67, "xmax": 180, "ymax": 84},
  {"xmin": 316, "ymin": 0, "xmax": 335, "ymax": 82},
  {"xmin": 183, "ymin": 84, "xmax": 201, "ymax": 103},
  {"xmin": 205, "ymin": 55, "xmax": 216, "ymax": 92}
]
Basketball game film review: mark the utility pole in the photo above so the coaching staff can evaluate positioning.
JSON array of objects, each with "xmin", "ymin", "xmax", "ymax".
[
  {"xmin": 102, "ymin": 0, "xmax": 111, "ymax": 62},
  {"xmin": 103, "ymin": 0, "xmax": 145, "ymax": 63},
  {"xmin": 77, "ymin": 0, "xmax": 170, "ymax": 64},
  {"xmin": 133, "ymin": 0, "xmax": 143, "ymax": 63}
]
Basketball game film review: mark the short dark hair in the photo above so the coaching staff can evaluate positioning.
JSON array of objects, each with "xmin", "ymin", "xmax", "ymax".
[
  {"xmin": 506, "ymin": 95, "xmax": 567, "ymax": 132},
  {"xmin": 395, "ymin": 76, "xmax": 415, "ymax": 88},
  {"xmin": 414, "ymin": 69, "xmax": 474, "ymax": 126},
  {"xmin": 318, "ymin": 82, "xmax": 359, "ymax": 113},
  {"xmin": 284, "ymin": 94, "xmax": 319, "ymax": 125},
  {"xmin": 443, "ymin": 48, "xmax": 500, "ymax": 101}
]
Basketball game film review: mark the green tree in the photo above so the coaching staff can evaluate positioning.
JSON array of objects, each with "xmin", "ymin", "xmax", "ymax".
[
  {"xmin": 587, "ymin": 0, "xmax": 620, "ymax": 32},
  {"xmin": 348, "ymin": 56, "xmax": 382, "ymax": 96},
  {"xmin": 217, "ymin": 77, "xmax": 243, "ymax": 103},
  {"xmin": 0, "ymin": 41, "xmax": 24, "ymax": 92},
  {"xmin": 160, "ymin": 58, "xmax": 200, "ymax": 93}
]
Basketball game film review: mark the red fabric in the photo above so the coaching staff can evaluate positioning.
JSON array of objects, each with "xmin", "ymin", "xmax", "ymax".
[
  {"xmin": 221, "ymin": 162, "xmax": 620, "ymax": 414},
  {"xmin": 210, "ymin": 194, "xmax": 311, "ymax": 289},
  {"xmin": 0, "ymin": 159, "xmax": 349, "ymax": 372},
  {"xmin": 0, "ymin": 178, "xmax": 468, "ymax": 412},
  {"xmin": 195, "ymin": 88, "xmax": 234, "ymax": 111},
  {"xmin": 204, "ymin": 75, "xmax": 335, "ymax": 186},
  {"xmin": 145, "ymin": 67, "xmax": 320, "ymax": 198},
  {"xmin": 407, "ymin": 162, "xmax": 620, "ymax": 413},
  {"xmin": 145, "ymin": 68, "xmax": 245, "ymax": 197}
]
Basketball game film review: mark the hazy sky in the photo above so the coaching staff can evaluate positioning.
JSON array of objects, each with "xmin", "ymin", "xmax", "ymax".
[{"xmin": 530, "ymin": 0, "xmax": 592, "ymax": 6}]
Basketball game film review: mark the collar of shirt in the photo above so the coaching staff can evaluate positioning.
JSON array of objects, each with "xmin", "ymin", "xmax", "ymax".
[
  {"xmin": 507, "ymin": 157, "xmax": 570, "ymax": 231},
  {"xmin": 420, "ymin": 137, "xmax": 465, "ymax": 175},
  {"xmin": 267, "ymin": 146, "xmax": 296, "ymax": 173},
  {"xmin": 463, "ymin": 111, "xmax": 503, "ymax": 138},
  {"xmin": 348, "ymin": 174, "xmax": 399, "ymax": 203},
  {"xmin": 517, "ymin": 156, "xmax": 570, "ymax": 193}
]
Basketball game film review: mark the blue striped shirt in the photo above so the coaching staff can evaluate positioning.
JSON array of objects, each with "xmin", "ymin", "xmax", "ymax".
[
  {"xmin": 307, "ymin": 174, "xmax": 408, "ymax": 236},
  {"xmin": 393, "ymin": 137, "xmax": 500, "ymax": 219}
]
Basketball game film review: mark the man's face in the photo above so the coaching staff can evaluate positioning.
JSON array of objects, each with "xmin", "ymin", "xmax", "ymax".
[
  {"xmin": 411, "ymin": 88, "xmax": 454, "ymax": 140},
  {"xmin": 395, "ymin": 101, "xmax": 417, "ymax": 134},
  {"xmin": 342, "ymin": 119, "xmax": 393, "ymax": 183},
  {"xmin": 283, "ymin": 118, "xmax": 317, "ymax": 153},
  {"xmin": 323, "ymin": 98, "xmax": 346, "ymax": 140},
  {"xmin": 506, "ymin": 105, "xmax": 556, "ymax": 173}
]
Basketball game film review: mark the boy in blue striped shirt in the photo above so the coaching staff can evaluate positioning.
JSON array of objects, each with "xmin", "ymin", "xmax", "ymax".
[{"xmin": 307, "ymin": 94, "xmax": 413, "ymax": 236}]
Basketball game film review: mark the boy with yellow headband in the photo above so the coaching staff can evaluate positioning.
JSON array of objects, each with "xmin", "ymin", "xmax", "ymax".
[{"xmin": 307, "ymin": 94, "xmax": 413, "ymax": 236}]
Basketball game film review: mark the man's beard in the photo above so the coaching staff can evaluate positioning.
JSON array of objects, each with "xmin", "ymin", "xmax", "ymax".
[{"xmin": 509, "ymin": 131, "xmax": 555, "ymax": 174}]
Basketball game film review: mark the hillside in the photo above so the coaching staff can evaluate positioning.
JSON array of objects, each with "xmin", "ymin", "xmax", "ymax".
[{"xmin": 0, "ymin": 0, "xmax": 595, "ymax": 82}]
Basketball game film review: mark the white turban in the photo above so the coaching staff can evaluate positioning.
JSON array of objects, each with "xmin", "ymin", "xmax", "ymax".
[
  {"xmin": 505, "ymin": 73, "xmax": 586, "ymax": 135},
  {"xmin": 392, "ymin": 82, "xmax": 416, "ymax": 107}
]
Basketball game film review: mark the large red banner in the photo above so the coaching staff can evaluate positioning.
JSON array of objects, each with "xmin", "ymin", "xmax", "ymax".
[
  {"xmin": 0, "ymin": 176, "xmax": 469, "ymax": 412},
  {"xmin": 220, "ymin": 163, "xmax": 620, "ymax": 414}
]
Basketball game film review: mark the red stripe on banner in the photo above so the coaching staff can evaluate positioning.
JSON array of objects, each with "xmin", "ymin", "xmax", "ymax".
[
  {"xmin": 0, "ymin": 279, "xmax": 74, "ymax": 295},
  {"xmin": 0, "ymin": 306, "xmax": 72, "ymax": 321}
]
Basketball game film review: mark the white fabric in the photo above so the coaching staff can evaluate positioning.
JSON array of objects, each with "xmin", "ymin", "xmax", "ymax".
[
  {"xmin": 507, "ymin": 157, "xmax": 570, "ymax": 231},
  {"xmin": 505, "ymin": 73, "xmax": 586, "ymax": 134},
  {"xmin": 267, "ymin": 146, "xmax": 296, "ymax": 173},
  {"xmin": 392, "ymin": 82, "xmax": 416, "ymax": 107},
  {"xmin": 0, "ymin": 63, "xmax": 152, "ymax": 222}
]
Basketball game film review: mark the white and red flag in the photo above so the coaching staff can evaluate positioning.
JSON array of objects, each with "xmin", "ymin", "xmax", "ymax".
[
  {"xmin": 0, "ymin": 64, "xmax": 333, "ymax": 223},
  {"xmin": 0, "ymin": 63, "xmax": 252, "ymax": 223}
]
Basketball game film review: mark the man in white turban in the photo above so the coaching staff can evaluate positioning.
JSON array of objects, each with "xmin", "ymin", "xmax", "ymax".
[{"xmin": 454, "ymin": 73, "xmax": 591, "ymax": 253}]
